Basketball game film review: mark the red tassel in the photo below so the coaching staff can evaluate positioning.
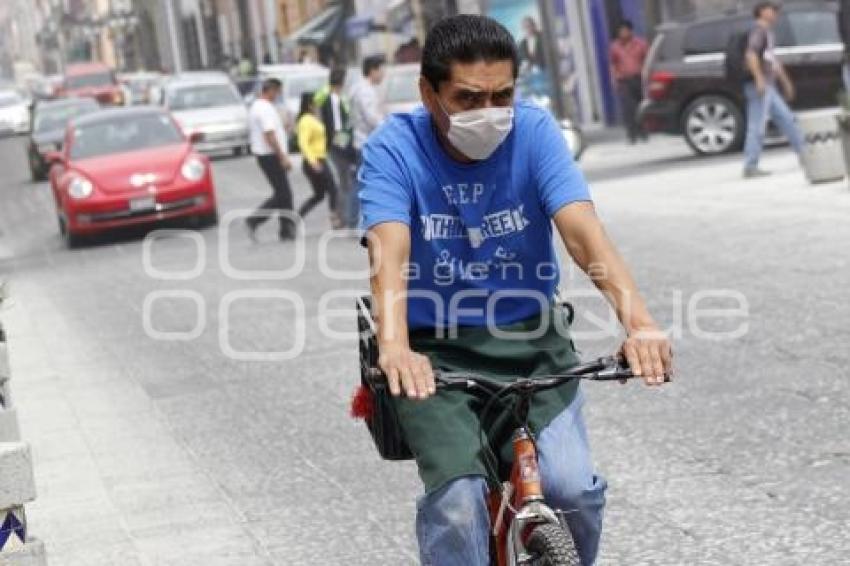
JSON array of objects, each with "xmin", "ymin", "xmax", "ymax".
[{"xmin": 350, "ymin": 385, "xmax": 374, "ymax": 420}]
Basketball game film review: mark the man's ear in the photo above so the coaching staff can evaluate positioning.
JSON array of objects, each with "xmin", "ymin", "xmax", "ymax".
[
  {"xmin": 419, "ymin": 76, "xmax": 436, "ymax": 113},
  {"xmin": 420, "ymin": 76, "xmax": 451, "ymax": 135}
]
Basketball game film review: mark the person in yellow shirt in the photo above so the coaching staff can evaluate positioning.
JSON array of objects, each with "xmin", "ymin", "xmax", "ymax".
[{"xmin": 296, "ymin": 92, "xmax": 341, "ymax": 228}]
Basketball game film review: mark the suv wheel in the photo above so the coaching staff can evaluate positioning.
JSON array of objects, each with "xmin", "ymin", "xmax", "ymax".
[{"xmin": 682, "ymin": 95, "xmax": 743, "ymax": 155}]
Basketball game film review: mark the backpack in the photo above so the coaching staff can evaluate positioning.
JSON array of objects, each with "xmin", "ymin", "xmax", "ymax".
[{"xmin": 724, "ymin": 29, "xmax": 752, "ymax": 83}]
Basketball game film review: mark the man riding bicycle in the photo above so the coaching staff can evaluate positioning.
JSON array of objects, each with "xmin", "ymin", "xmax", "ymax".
[{"xmin": 359, "ymin": 15, "xmax": 673, "ymax": 566}]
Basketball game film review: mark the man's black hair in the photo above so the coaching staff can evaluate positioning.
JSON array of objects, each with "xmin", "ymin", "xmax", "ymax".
[
  {"xmin": 362, "ymin": 54, "xmax": 386, "ymax": 78},
  {"xmin": 330, "ymin": 67, "xmax": 346, "ymax": 86},
  {"xmin": 618, "ymin": 19, "xmax": 634, "ymax": 31},
  {"xmin": 421, "ymin": 14, "xmax": 519, "ymax": 91},
  {"xmin": 261, "ymin": 77, "xmax": 282, "ymax": 92},
  {"xmin": 754, "ymin": 1, "xmax": 780, "ymax": 18}
]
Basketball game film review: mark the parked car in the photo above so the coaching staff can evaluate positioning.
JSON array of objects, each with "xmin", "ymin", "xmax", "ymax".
[
  {"xmin": 0, "ymin": 89, "xmax": 31, "ymax": 135},
  {"xmin": 28, "ymin": 97, "xmax": 100, "ymax": 181},
  {"xmin": 46, "ymin": 106, "xmax": 218, "ymax": 247},
  {"xmin": 28, "ymin": 74, "xmax": 59, "ymax": 101},
  {"xmin": 58, "ymin": 62, "xmax": 124, "ymax": 106},
  {"xmin": 638, "ymin": 0, "xmax": 844, "ymax": 155},
  {"xmin": 382, "ymin": 63, "xmax": 421, "ymax": 114},
  {"xmin": 160, "ymin": 72, "xmax": 249, "ymax": 156},
  {"xmin": 118, "ymin": 71, "xmax": 162, "ymax": 105}
]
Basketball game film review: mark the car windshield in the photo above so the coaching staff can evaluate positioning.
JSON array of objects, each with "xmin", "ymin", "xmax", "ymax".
[
  {"xmin": 69, "ymin": 113, "xmax": 183, "ymax": 160},
  {"xmin": 66, "ymin": 72, "xmax": 114, "ymax": 89},
  {"xmin": 385, "ymin": 71, "xmax": 420, "ymax": 104},
  {"xmin": 168, "ymin": 84, "xmax": 240, "ymax": 110},
  {"xmin": 0, "ymin": 91, "xmax": 23, "ymax": 107},
  {"xmin": 34, "ymin": 103, "xmax": 97, "ymax": 132}
]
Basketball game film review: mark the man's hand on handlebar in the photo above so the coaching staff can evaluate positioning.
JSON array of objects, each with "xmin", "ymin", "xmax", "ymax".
[
  {"xmin": 377, "ymin": 343, "xmax": 436, "ymax": 400},
  {"xmin": 619, "ymin": 324, "xmax": 673, "ymax": 387}
]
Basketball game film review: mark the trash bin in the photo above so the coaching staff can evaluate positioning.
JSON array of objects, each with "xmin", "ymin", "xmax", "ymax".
[{"xmin": 797, "ymin": 108, "xmax": 845, "ymax": 184}]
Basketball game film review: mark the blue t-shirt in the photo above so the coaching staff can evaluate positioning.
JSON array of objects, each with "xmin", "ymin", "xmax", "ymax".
[{"xmin": 359, "ymin": 101, "xmax": 591, "ymax": 330}]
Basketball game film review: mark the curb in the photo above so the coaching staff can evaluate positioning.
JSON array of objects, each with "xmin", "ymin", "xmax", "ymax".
[
  {"xmin": 0, "ymin": 286, "xmax": 47, "ymax": 565},
  {"xmin": 0, "ymin": 445, "xmax": 35, "ymax": 512},
  {"xmin": 0, "ymin": 536, "xmax": 46, "ymax": 566}
]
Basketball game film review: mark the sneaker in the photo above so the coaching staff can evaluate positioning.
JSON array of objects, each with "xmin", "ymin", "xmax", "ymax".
[{"xmin": 743, "ymin": 168, "xmax": 771, "ymax": 179}]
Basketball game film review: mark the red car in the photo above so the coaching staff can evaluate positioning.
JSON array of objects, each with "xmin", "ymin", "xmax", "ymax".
[
  {"xmin": 58, "ymin": 62, "xmax": 124, "ymax": 106},
  {"xmin": 46, "ymin": 107, "xmax": 218, "ymax": 247}
]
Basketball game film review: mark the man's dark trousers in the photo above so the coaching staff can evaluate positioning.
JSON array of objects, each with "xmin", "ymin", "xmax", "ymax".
[
  {"xmin": 329, "ymin": 147, "xmax": 356, "ymax": 227},
  {"xmin": 618, "ymin": 75, "xmax": 646, "ymax": 143},
  {"xmin": 248, "ymin": 154, "xmax": 295, "ymax": 237}
]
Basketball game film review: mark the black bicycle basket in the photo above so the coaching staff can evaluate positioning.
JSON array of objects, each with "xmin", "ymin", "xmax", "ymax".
[{"xmin": 356, "ymin": 296, "xmax": 414, "ymax": 461}]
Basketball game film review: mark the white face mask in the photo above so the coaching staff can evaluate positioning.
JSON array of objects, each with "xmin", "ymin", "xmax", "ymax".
[{"xmin": 438, "ymin": 99, "xmax": 514, "ymax": 161}]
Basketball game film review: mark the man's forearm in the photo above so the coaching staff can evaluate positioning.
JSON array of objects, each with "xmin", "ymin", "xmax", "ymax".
[
  {"xmin": 776, "ymin": 63, "xmax": 793, "ymax": 91},
  {"xmin": 264, "ymin": 132, "xmax": 287, "ymax": 160},
  {"xmin": 746, "ymin": 51, "xmax": 764, "ymax": 84},
  {"xmin": 555, "ymin": 203, "xmax": 655, "ymax": 332},
  {"xmin": 368, "ymin": 223, "xmax": 411, "ymax": 348}
]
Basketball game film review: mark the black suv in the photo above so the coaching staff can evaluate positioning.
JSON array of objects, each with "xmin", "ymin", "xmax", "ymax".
[{"xmin": 639, "ymin": 1, "xmax": 844, "ymax": 155}]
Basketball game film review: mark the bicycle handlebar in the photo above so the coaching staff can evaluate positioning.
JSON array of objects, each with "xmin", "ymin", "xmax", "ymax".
[{"xmin": 364, "ymin": 355, "xmax": 654, "ymax": 397}]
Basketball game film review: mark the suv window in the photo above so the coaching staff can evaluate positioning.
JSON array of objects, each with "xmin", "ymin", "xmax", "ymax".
[
  {"xmin": 776, "ymin": 11, "xmax": 841, "ymax": 47},
  {"xmin": 684, "ymin": 17, "xmax": 750, "ymax": 55}
]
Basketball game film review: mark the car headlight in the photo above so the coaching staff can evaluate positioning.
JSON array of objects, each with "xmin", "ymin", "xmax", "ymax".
[
  {"xmin": 181, "ymin": 156, "xmax": 206, "ymax": 181},
  {"xmin": 68, "ymin": 176, "xmax": 93, "ymax": 199}
]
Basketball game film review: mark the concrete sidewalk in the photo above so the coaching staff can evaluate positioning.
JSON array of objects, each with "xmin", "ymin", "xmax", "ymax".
[{"xmin": 4, "ymin": 284, "xmax": 277, "ymax": 566}]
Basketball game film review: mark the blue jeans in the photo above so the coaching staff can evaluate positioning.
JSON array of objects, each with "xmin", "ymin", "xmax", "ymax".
[
  {"xmin": 416, "ymin": 391, "xmax": 607, "ymax": 566},
  {"xmin": 743, "ymin": 81, "xmax": 804, "ymax": 171}
]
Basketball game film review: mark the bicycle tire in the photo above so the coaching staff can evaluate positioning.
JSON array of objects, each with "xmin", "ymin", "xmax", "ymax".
[{"xmin": 526, "ymin": 523, "xmax": 581, "ymax": 566}]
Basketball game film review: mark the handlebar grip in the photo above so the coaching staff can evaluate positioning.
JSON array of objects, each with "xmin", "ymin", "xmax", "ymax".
[
  {"xmin": 590, "ymin": 369, "xmax": 673, "ymax": 382},
  {"xmin": 590, "ymin": 369, "xmax": 635, "ymax": 381}
]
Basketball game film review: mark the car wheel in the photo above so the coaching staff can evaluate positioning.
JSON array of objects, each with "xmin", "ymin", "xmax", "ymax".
[{"xmin": 682, "ymin": 95, "xmax": 743, "ymax": 156}]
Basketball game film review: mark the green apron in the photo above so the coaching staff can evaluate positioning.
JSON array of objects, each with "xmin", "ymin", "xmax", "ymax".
[{"xmin": 395, "ymin": 306, "xmax": 580, "ymax": 494}]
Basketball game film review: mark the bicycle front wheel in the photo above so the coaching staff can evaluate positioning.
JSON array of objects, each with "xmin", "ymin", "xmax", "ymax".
[{"xmin": 526, "ymin": 523, "xmax": 580, "ymax": 566}]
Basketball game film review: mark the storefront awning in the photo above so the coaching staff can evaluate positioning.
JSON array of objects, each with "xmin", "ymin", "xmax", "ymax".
[{"xmin": 288, "ymin": 5, "xmax": 344, "ymax": 47}]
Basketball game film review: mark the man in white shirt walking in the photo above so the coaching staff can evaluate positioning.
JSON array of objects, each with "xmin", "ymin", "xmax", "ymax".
[
  {"xmin": 246, "ymin": 78, "xmax": 296, "ymax": 240},
  {"xmin": 348, "ymin": 54, "xmax": 387, "ymax": 227}
]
